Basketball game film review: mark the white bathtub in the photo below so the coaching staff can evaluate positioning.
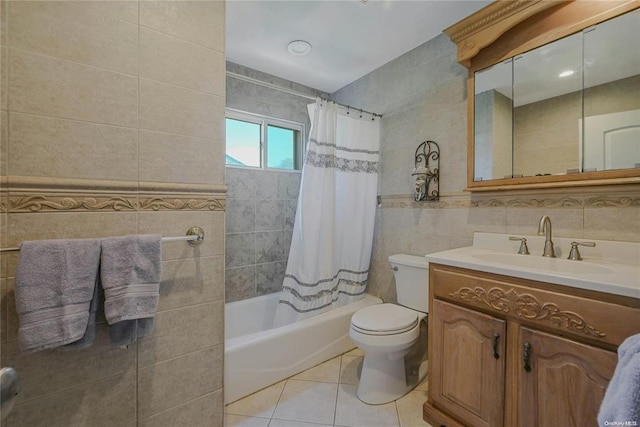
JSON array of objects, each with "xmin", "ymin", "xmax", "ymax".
[{"xmin": 224, "ymin": 292, "xmax": 382, "ymax": 404}]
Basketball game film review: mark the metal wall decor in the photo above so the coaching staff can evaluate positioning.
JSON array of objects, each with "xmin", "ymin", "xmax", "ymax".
[{"xmin": 412, "ymin": 140, "xmax": 440, "ymax": 201}]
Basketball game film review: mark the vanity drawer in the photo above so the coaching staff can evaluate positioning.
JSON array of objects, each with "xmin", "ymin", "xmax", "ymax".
[{"xmin": 430, "ymin": 263, "xmax": 640, "ymax": 348}]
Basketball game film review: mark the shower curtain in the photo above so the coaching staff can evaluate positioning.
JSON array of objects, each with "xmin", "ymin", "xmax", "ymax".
[{"xmin": 273, "ymin": 99, "xmax": 381, "ymax": 327}]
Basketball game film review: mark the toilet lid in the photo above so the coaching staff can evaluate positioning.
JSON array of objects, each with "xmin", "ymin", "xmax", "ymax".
[{"xmin": 351, "ymin": 304, "xmax": 418, "ymax": 335}]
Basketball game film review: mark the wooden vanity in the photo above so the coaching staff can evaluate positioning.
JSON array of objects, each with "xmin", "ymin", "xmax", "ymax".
[{"xmin": 423, "ymin": 263, "xmax": 640, "ymax": 427}]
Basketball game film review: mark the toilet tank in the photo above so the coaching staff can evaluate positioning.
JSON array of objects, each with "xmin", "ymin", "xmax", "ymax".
[{"xmin": 389, "ymin": 254, "xmax": 429, "ymax": 313}]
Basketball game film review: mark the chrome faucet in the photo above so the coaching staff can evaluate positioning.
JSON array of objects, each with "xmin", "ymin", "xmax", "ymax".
[{"xmin": 537, "ymin": 215, "xmax": 556, "ymax": 258}]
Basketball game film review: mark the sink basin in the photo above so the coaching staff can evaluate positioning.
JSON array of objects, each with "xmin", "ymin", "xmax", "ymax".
[{"xmin": 471, "ymin": 253, "xmax": 613, "ymax": 275}]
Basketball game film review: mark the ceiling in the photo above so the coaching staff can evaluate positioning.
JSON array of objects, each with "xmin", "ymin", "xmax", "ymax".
[{"xmin": 226, "ymin": 0, "xmax": 490, "ymax": 94}]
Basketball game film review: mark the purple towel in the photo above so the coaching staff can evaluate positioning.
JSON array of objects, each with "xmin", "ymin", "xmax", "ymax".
[{"xmin": 15, "ymin": 239, "xmax": 101, "ymax": 353}]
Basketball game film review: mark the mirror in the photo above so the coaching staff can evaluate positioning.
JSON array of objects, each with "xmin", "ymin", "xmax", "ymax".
[{"xmin": 472, "ymin": 7, "xmax": 640, "ymax": 183}]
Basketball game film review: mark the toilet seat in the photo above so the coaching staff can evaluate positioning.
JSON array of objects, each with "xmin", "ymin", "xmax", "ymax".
[{"xmin": 351, "ymin": 303, "xmax": 418, "ymax": 336}]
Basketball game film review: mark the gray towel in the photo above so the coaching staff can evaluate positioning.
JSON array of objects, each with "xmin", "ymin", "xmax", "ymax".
[
  {"xmin": 15, "ymin": 239, "xmax": 101, "ymax": 353},
  {"xmin": 598, "ymin": 333, "xmax": 640, "ymax": 426},
  {"xmin": 101, "ymin": 234, "xmax": 162, "ymax": 346},
  {"xmin": 61, "ymin": 270, "xmax": 101, "ymax": 351}
]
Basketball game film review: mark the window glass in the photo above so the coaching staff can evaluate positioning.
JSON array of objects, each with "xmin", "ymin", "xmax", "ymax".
[
  {"xmin": 225, "ymin": 118, "xmax": 261, "ymax": 167},
  {"xmin": 267, "ymin": 125, "xmax": 298, "ymax": 170}
]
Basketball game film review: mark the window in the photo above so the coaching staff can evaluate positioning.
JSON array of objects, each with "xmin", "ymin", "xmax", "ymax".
[{"xmin": 225, "ymin": 109, "xmax": 304, "ymax": 170}]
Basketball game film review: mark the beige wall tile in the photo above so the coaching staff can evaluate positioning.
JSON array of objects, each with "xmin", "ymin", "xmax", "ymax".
[
  {"xmin": 9, "ymin": 49, "xmax": 137, "ymax": 127},
  {"xmin": 8, "ymin": 1, "xmax": 138, "ymax": 75},
  {"xmin": 139, "ymin": 130, "xmax": 221, "ymax": 184},
  {"xmin": 8, "ymin": 370, "xmax": 137, "ymax": 427},
  {"xmin": 6, "ymin": 325, "xmax": 136, "ymax": 401},
  {"xmin": 140, "ymin": 0, "xmax": 224, "ymax": 51},
  {"xmin": 73, "ymin": 0, "xmax": 139, "ymax": 24},
  {"xmin": 9, "ymin": 112, "xmax": 138, "ymax": 180},
  {"xmin": 139, "ymin": 390, "xmax": 224, "ymax": 427},
  {"xmin": 138, "ymin": 210, "xmax": 224, "ymax": 260},
  {"xmin": 584, "ymin": 207, "xmax": 640, "ymax": 242},
  {"xmin": 505, "ymin": 207, "xmax": 584, "ymax": 239},
  {"xmin": 0, "ymin": 0, "xmax": 6, "ymax": 45},
  {"xmin": 138, "ymin": 300, "xmax": 223, "ymax": 367},
  {"xmin": 158, "ymin": 255, "xmax": 224, "ymax": 311},
  {"xmin": 138, "ymin": 344, "xmax": 223, "ymax": 419},
  {"xmin": 6, "ymin": 212, "xmax": 138, "ymax": 248},
  {"xmin": 1, "ymin": 109, "xmax": 6, "ymax": 176},
  {"xmin": 0, "ymin": 277, "xmax": 5, "ymax": 344},
  {"xmin": 139, "ymin": 78, "xmax": 224, "ymax": 139},
  {"xmin": 140, "ymin": 28, "xmax": 224, "ymax": 95},
  {"xmin": 1, "ymin": 45, "xmax": 6, "ymax": 110}
]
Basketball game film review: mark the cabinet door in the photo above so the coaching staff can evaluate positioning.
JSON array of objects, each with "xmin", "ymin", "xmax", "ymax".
[
  {"xmin": 519, "ymin": 327, "xmax": 617, "ymax": 427},
  {"xmin": 431, "ymin": 300, "xmax": 506, "ymax": 427}
]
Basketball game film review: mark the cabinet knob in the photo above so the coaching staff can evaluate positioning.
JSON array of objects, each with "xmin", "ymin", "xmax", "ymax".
[
  {"xmin": 523, "ymin": 342, "xmax": 532, "ymax": 372},
  {"xmin": 492, "ymin": 332, "xmax": 500, "ymax": 359}
]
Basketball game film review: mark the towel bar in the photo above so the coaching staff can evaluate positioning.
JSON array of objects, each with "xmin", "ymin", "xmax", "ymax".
[{"xmin": 0, "ymin": 226, "xmax": 205, "ymax": 253}]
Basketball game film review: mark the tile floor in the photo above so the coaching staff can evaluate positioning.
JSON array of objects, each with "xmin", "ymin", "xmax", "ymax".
[{"xmin": 225, "ymin": 348, "xmax": 433, "ymax": 427}]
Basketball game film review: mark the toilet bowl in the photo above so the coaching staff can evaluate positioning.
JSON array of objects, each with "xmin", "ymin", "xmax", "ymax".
[{"xmin": 349, "ymin": 254, "xmax": 429, "ymax": 404}]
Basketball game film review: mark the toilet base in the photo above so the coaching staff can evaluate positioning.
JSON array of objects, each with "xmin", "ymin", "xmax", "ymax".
[{"xmin": 356, "ymin": 352, "xmax": 412, "ymax": 405}]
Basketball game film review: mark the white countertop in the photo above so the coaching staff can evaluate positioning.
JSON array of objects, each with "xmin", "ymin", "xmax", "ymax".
[{"xmin": 425, "ymin": 233, "xmax": 640, "ymax": 299}]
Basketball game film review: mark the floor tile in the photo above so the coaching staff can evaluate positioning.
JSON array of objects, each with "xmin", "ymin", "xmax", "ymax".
[
  {"xmin": 343, "ymin": 347, "xmax": 364, "ymax": 357},
  {"xmin": 225, "ymin": 381, "xmax": 286, "ymax": 418},
  {"xmin": 291, "ymin": 356, "xmax": 341, "ymax": 383},
  {"xmin": 414, "ymin": 375, "xmax": 428, "ymax": 392},
  {"xmin": 339, "ymin": 356, "xmax": 362, "ymax": 385},
  {"xmin": 272, "ymin": 380, "xmax": 338, "ymax": 425},
  {"xmin": 334, "ymin": 384, "xmax": 400, "ymax": 427},
  {"xmin": 225, "ymin": 414, "xmax": 270, "ymax": 427},
  {"xmin": 268, "ymin": 419, "xmax": 332, "ymax": 427},
  {"xmin": 396, "ymin": 390, "xmax": 432, "ymax": 427}
]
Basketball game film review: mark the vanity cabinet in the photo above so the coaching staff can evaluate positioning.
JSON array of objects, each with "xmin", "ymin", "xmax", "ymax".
[
  {"xmin": 518, "ymin": 327, "xmax": 617, "ymax": 427},
  {"xmin": 424, "ymin": 263, "xmax": 640, "ymax": 427},
  {"xmin": 430, "ymin": 300, "xmax": 506, "ymax": 427}
]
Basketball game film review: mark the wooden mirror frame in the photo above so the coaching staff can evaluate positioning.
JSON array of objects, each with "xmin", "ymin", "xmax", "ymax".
[{"xmin": 445, "ymin": 0, "xmax": 640, "ymax": 192}]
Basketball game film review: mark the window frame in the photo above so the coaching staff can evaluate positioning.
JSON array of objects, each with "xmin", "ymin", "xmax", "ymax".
[{"xmin": 225, "ymin": 108, "xmax": 305, "ymax": 172}]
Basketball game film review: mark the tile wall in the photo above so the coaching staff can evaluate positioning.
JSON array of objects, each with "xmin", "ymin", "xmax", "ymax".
[
  {"xmin": 224, "ymin": 63, "xmax": 326, "ymax": 302},
  {"xmin": 332, "ymin": 34, "xmax": 640, "ymax": 303},
  {"xmin": 225, "ymin": 168, "xmax": 300, "ymax": 302},
  {"xmin": 0, "ymin": 2, "xmax": 226, "ymax": 426}
]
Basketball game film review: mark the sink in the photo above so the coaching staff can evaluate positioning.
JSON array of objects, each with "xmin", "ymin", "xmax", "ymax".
[{"xmin": 471, "ymin": 253, "xmax": 613, "ymax": 275}]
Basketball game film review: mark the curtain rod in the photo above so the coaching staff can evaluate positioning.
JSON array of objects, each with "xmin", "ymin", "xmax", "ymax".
[
  {"xmin": 226, "ymin": 71, "xmax": 383, "ymax": 118},
  {"xmin": 318, "ymin": 98, "xmax": 382, "ymax": 119}
]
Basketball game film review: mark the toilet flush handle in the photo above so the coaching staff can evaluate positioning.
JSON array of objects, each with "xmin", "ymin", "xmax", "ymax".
[{"xmin": 391, "ymin": 266, "xmax": 398, "ymax": 271}]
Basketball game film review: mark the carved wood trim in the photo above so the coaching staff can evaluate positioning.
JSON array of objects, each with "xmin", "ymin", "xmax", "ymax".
[
  {"xmin": 443, "ymin": 0, "xmax": 564, "ymax": 66},
  {"xmin": 449, "ymin": 286, "xmax": 606, "ymax": 338}
]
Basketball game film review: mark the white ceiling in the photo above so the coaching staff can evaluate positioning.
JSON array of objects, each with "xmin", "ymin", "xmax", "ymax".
[{"xmin": 226, "ymin": 0, "xmax": 490, "ymax": 94}]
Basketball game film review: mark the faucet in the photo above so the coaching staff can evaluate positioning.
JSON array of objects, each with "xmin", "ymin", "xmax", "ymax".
[{"xmin": 537, "ymin": 215, "xmax": 556, "ymax": 258}]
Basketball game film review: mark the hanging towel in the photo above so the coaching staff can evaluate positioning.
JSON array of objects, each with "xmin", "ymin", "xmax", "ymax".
[
  {"xmin": 15, "ymin": 239, "xmax": 101, "ymax": 353},
  {"xmin": 598, "ymin": 333, "xmax": 640, "ymax": 427},
  {"xmin": 61, "ymin": 270, "xmax": 101, "ymax": 351},
  {"xmin": 101, "ymin": 234, "xmax": 162, "ymax": 346}
]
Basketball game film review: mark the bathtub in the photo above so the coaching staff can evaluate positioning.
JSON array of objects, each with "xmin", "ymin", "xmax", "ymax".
[{"xmin": 224, "ymin": 292, "xmax": 382, "ymax": 404}]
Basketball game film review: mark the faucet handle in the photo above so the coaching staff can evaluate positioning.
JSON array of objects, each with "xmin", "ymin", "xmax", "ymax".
[
  {"xmin": 567, "ymin": 241, "xmax": 596, "ymax": 261},
  {"xmin": 509, "ymin": 236, "xmax": 530, "ymax": 255}
]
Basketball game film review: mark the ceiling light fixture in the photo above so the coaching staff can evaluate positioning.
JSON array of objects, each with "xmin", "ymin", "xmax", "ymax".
[
  {"xmin": 287, "ymin": 40, "xmax": 312, "ymax": 56},
  {"xmin": 559, "ymin": 70, "xmax": 575, "ymax": 78}
]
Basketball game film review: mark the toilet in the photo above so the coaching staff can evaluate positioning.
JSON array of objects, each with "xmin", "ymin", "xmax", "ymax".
[{"xmin": 349, "ymin": 254, "xmax": 428, "ymax": 404}]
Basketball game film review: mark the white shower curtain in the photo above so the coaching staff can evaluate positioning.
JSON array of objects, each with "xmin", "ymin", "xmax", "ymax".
[{"xmin": 273, "ymin": 99, "xmax": 381, "ymax": 327}]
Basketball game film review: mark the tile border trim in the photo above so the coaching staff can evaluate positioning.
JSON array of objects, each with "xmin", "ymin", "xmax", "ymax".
[
  {"xmin": 0, "ymin": 176, "xmax": 226, "ymax": 212},
  {"xmin": 379, "ymin": 190, "xmax": 640, "ymax": 209}
]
